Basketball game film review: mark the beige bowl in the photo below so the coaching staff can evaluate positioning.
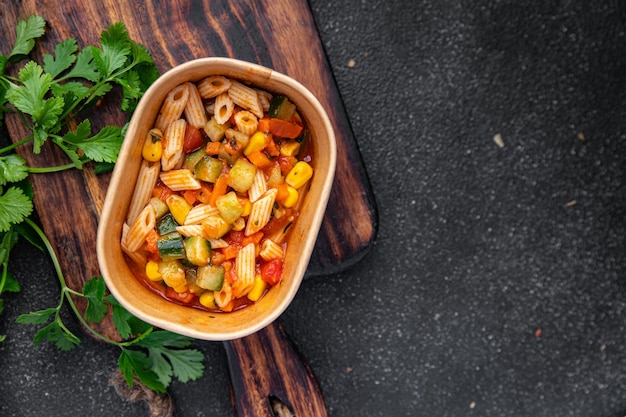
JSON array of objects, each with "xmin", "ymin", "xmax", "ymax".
[{"xmin": 97, "ymin": 57, "xmax": 336, "ymax": 341}]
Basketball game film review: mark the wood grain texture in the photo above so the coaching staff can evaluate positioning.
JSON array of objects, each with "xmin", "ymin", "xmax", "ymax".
[{"xmin": 224, "ymin": 321, "xmax": 328, "ymax": 417}]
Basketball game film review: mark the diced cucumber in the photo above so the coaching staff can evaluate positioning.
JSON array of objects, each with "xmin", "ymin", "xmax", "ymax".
[
  {"xmin": 157, "ymin": 233, "xmax": 185, "ymax": 260},
  {"xmin": 156, "ymin": 213, "xmax": 179, "ymax": 235},
  {"xmin": 194, "ymin": 156, "xmax": 223, "ymax": 183},
  {"xmin": 195, "ymin": 264, "xmax": 225, "ymax": 291},
  {"xmin": 269, "ymin": 95, "xmax": 296, "ymax": 121},
  {"xmin": 184, "ymin": 236, "xmax": 211, "ymax": 266}
]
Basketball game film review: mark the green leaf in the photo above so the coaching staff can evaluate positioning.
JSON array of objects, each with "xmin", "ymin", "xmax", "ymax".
[
  {"xmin": 8, "ymin": 15, "xmax": 46, "ymax": 62},
  {"xmin": 138, "ymin": 331, "xmax": 205, "ymax": 384},
  {"xmin": 0, "ymin": 154, "xmax": 29, "ymax": 185},
  {"xmin": 77, "ymin": 125, "xmax": 123, "ymax": 163},
  {"xmin": 0, "ymin": 186, "xmax": 33, "ymax": 232},
  {"xmin": 105, "ymin": 294, "xmax": 152, "ymax": 339},
  {"xmin": 118, "ymin": 348, "xmax": 166, "ymax": 393},
  {"xmin": 4, "ymin": 273, "xmax": 20, "ymax": 293},
  {"xmin": 32, "ymin": 320, "xmax": 80, "ymax": 350},
  {"xmin": 63, "ymin": 47, "xmax": 99, "ymax": 82},
  {"xmin": 16, "ymin": 307, "xmax": 57, "ymax": 325},
  {"xmin": 50, "ymin": 81, "xmax": 91, "ymax": 102},
  {"xmin": 6, "ymin": 61, "xmax": 52, "ymax": 116},
  {"xmin": 83, "ymin": 277, "xmax": 108, "ymax": 323},
  {"xmin": 43, "ymin": 38, "xmax": 78, "ymax": 78},
  {"xmin": 94, "ymin": 22, "xmax": 131, "ymax": 78}
]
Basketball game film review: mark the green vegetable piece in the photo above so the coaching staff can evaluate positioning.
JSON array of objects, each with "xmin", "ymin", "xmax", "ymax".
[
  {"xmin": 156, "ymin": 213, "xmax": 178, "ymax": 235},
  {"xmin": 216, "ymin": 191, "xmax": 243, "ymax": 224},
  {"xmin": 183, "ymin": 236, "xmax": 211, "ymax": 266},
  {"xmin": 184, "ymin": 148, "xmax": 206, "ymax": 171},
  {"xmin": 227, "ymin": 158, "xmax": 257, "ymax": 193},
  {"xmin": 195, "ymin": 265, "xmax": 224, "ymax": 291},
  {"xmin": 157, "ymin": 233, "xmax": 185, "ymax": 260},
  {"xmin": 194, "ymin": 156, "xmax": 223, "ymax": 183},
  {"xmin": 269, "ymin": 95, "xmax": 296, "ymax": 121}
]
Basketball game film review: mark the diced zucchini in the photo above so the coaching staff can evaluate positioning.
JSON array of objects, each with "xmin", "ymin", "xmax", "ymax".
[
  {"xmin": 184, "ymin": 148, "xmax": 206, "ymax": 171},
  {"xmin": 194, "ymin": 156, "xmax": 223, "ymax": 183},
  {"xmin": 269, "ymin": 95, "xmax": 296, "ymax": 121},
  {"xmin": 227, "ymin": 158, "xmax": 257, "ymax": 193},
  {"xmin": 184, "ymin": 235, "xmax": 211, "ymax": 266},
  {"xmin": 195, "ymin": 264, "xmax": 225, "ymax": 291},
  {"xmin": 203, "ymin": 116, "xmax": 230, "ymax": 142},
  {"xmin": 157, "ymin": 233, "xmax": 185, "ymax": 260},
  {"xmin": 148, "ymin": 197, "xmax": 169, "ymax": 220},
  {"xmin": 156, "ymin": 213, "xmax": 179, "ymax": 235},
  {"xmin": 216, "ymin": 191, "xmax": 244, "ymax": 224}
]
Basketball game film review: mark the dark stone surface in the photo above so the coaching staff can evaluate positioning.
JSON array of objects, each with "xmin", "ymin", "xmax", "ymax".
[{"xmin": 2, "ymin": 1, "xmax": 626, "ymax": 416}]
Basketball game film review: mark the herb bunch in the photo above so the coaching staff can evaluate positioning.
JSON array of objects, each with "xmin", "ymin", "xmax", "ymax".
[{"xmin": 0, "ymin": 15, "xmax": 205, "ymax": 393}]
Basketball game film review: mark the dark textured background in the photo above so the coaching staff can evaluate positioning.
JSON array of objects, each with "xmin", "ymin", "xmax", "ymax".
[{"xmin": 2, "ymin": 1, "xmax": 626, "ymax": 416}]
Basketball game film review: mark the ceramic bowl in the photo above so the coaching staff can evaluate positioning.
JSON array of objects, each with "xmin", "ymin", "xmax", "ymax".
[{"xmin": 97, "ymin": 57, "xmax": 336, "ymax": 341}]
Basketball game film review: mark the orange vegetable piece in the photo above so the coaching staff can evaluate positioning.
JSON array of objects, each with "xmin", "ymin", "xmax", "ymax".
[
  {"xmin": 209, "ymin": 173, "xmax": 229, "ymax": 206},
  {"xmin": 182, "ymin": 189, "xmax": 197, "ymax": 205},
  {"xmin": 196, "ymin": 182, "xmax": 213, "ymax": 204},
  {"xmin": 205, "ymin": 141, "xmax": 221, "ymax": 156},
  {"xmin": 246, "ymin": 151, "xmax": 274, "ymax": 168},
  {"xmin": 257, "ymin": 117, "xmax": 271, "ymax": 133},
  {"xmin": 269, "ymin": 118, "xmax": 302, "ymax": 139}
]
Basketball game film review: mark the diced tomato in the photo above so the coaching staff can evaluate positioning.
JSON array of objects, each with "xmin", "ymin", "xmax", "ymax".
[
  {"xmin": 222, "ymin": 243, "xmax": 240, "ymax": 260},
  {"xmin": 242, "ymin": 231, "xmax": 264, "ymax": 247},
  {"xmin": 165, "ymin": 287, "xmax": 195, "ymax": 304},
  {"xmin": 260, "ymin": 259, "xmax": 283, "ymax": 286},
  {"xmin": 277, "ymin": 155, "xmax": 297, "ymax": 175},
  {"xmin": 225, "ymin": 230, "xmax": 245, "ymax": 244},
  {"xmin": 153, "ymin": 184, "xmax": 176, "ymax": 201},
  {"xmin": 182, "ymin": 189, "xmax": 197, "ymax": 205},
  {"xmin": 183, "ymin": 125, "xmax": 206, "ymax": 153},
  {"xmin": 145, "ymin": 230, "xmax": 159, "ymax": 254},
  {"xmin": 265, "ymin": 136, "xmax": 280, "ymax": 157},
  {"xmin": 257, "ymin": 117, "xmax": 271, "ymax": 133}
]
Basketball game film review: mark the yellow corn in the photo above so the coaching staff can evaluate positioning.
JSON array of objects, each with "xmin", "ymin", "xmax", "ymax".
[
  {"xmin": 166, "ymin": 194, "xmax": 192, "ymax": 224},
  {"xmin": 142, "ymin": 129, "xmax": 163, "ymax": 162},
  {"xmin": 244, "ymin": 131, "xmax": 268, "ymax": 155},
  {"xmin": 247, "ymin": 276, "xmax": 267, "ymax": 302},
  {"xmin": 280, "ymin": 140, "xmax": 301, "ymax": 157},
  {"xmin": 285, "ymin": 161, "xmax": 313, "ymax": 189},
  {"xmin": 145, "ymin": 261, "xmax": 162, "ymax": 281},
  {"xmin": 239, "ymin": 197, "xmax": 252, "ymax": 217},
  {"xmin": 282, "ymin": 186, "xmax": 299, "ymax": 208},
  {"xmin": 199, "ymin": 291, "xmax": 216, "ymax": 309}
]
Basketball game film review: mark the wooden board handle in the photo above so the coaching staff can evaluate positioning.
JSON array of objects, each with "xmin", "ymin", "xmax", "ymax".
[{"xmin": 224, "ymin": 322, "xmax": 328, "ymax": 417}]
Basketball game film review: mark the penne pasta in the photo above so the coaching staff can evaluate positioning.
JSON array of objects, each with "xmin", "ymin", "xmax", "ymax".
[
  {"xmin": 155, "ymin": 83, "xmax": 189, "ymax": 132},
  {"xmin": 123, "ymin": 204, "xmax": 156, "ymax": 252},
  {"xmin": 184, "ymin": 204, "xmax": 220, "ymax": 225},
  {"xmin": 259, "ymin": 238, "xmax": 285, "ymax": 261},
  {"xmin": 245, "ymin": 188, "xmax": 278, "ymax": 235},
  {"xmin": 197, "ymin": 75, "xmax": 231, "ymax": 99},
  {"xmin": 228, "ymin": 79, "xmax": 264, "ymax": 119},
  {"xmin": 161, "ymin": 118, "xmax": 187, "ymax": 171},
  {"xmin": 214, "ymin": 281, "xmax": 233, "ymax": 308},
  {"xmin": 233, "ymin": 110, "xmax": 258, "ymax": 136},
  {"xmin": 248, "ymin": 169, "xmax": 267, "ymax": 203},
  {"xmin": 255, "ymin": 88, "xmax": 272, "ymax": 112},
  {"xmin": 176, "ymin": 224, "xmax": 204, "ymax": 238},
  {"xmin": 127, "ymin": 160, "xmax": 160, "ymax": 225},
  {"xmin": 213, "ymin": 92, "xmax": 234, "ymax": 125},
  {"xmin": 184, "ymin": 82, "xmax": 208, "ymax": 128},
  {"xmin": 159, "ymin": 169, "xmax": 202, "ymax": 191},
  {"xmin": 234, "ymin": 243, "xmax": 256, "ymax": 297}
]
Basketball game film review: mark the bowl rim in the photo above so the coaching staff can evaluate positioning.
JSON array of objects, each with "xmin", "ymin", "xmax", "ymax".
[{"xmin": 97, "ymin": 57, "xmax": 336, "ymax": 340}]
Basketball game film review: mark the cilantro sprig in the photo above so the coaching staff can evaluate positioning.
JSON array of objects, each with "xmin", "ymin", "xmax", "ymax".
[{"xmin": 0, "ymin": 15, "xmax": 205, "ymax": 393}]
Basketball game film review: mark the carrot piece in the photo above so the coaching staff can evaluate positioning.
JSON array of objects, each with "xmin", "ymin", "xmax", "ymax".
[
  {"xmin": 222, "ymin": 244, "xmax": 240, "ymax": 260},
  {"xmin": 196, "ymin": 182, "xmax": 213, "ymax": 204},
  {"xmin": 145, "ymin": 229, "xmax": 159, "ymax": 254},
  {"xmin": 269, "ymin": 118, "xmax": 302, "ymax": 139},
  {"xmin": 265, "ymin": 135, "xmax": 280, "ymax": 157},
  {"xmin": 275, "ymin": 182, "xmax": 290, "ymax": 203},
  {"xmin": 182, "ymin": 189, "xmax": 197, "ymax": 205},
  {"xmin": 242, "ymin": 231, "xmax": 264, "ymax": 247},
  {"xmin": 257, "ymin": 117, "xmax": 271, "ymax": 133},
  {"xmin": 209, "ymin": 173, "xmax": 229, "ymax": 206},
  {"xmin": 205, "ymin": 141, "xmax": 221, "ymax": 156},
  {"xmin": 246, "ymin": 151, "xmax": 274, "ymax": 168}
]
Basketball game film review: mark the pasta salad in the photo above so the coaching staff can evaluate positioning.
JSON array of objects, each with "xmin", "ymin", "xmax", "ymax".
[{"xmin": 121, "ymin": 76, "xmax": 313, "ymax": 313}]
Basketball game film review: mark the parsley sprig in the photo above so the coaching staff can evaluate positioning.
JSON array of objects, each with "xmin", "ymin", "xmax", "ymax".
[{"xmin": 0, "ymin": 15, "xmax": 205, "ymax": 392}]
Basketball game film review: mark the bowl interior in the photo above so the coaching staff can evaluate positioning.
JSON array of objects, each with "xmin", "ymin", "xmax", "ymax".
[{"xmin": 97, "ymin": 58, "xmax": 336, "ymax": 341}]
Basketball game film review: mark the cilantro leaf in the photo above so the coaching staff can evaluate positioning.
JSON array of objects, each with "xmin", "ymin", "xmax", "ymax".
[
  {"xmin": 93, "ymin": 22, "xmax": 131, "ymax": 78},
  {"xmin": 42, "ymin": 38, "xmax": 78, "ymax": 78},
  {"xmin": 63, "ymin": 47, "xmax": 99, "ymax": 82},
  {"xmin": 8, "ymin": 15, "xmax": 46, "ymax": 63},
  {"xmin": 118, "ymin": 348, "xmax": 166, "ymax": 393},
  {"xmin": 0, "ymin": 154, "xmax": 29, "ymax": 185},
  {"xmin": 33, "ymin": 320, "xmax": 80, "ymax": 351},
  {"xmin": 16, "ymin": 307, "xmax": 57, "ymax": 325},
  {"xmin": 105, "ymin": 294, "xmax": 152, "ymax": 339},
  {"xmin": 3, "ymin": 273, "xmax": 20, "ymax": 293},
  {"xmin": 0, "ymin": 186, "xmax": 33, "ymax": 232},
  {"xmin": 83, "ymin": 277, "xmax": 108, "ymax": 323},
  {"xmin": 138, "ymin": 331, "xmax": 205, "ymax": 384},
  {"xmin": 50, "ymin": 81, "xmax": 91, "ymax": 102},
  {"xmin": 60, "ymin": 120, "xmax": 123, "ymax": 164}
]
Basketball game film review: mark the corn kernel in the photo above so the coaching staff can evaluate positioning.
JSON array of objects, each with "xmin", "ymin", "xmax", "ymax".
[
  {"xmin": 247, "ymin": 276, "xmax": 267, "ymax": 302},
  {"xmin": 285, "ymin": 161, "xmax": 313, "ymax": 189},
  {"xmin": 282, "ymin": 186, "xmax": 299, "ymax": 208},
  {"xmin": 199, "ymin": 291, "xmax": 217, "ymax": 308},
  {"xmin": 145, "ymin": 261, "xmax": 162, "ymax": 281},
  {"xmin": 280, "ymin": 140, "xmax": 301, "ymax": 157},
  {"xmin": 142, "ymin": 129, "xmax": 163, "ymax": 162},
  {"xmin": 244, "ymin": 132, "xmax": 268, "ymax": 155},
  {"xmin": 239, "ymin": 197, "xmax": 252, "ymax": 217},
  {"xmin": 166, "ymin": 194, "xmax": 192, "ymax": 224}
]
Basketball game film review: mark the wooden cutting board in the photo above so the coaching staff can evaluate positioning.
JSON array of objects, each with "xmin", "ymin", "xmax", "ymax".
[{"xmin": 0, "ymin": 1, "xmax": 377, "ymax": 415}]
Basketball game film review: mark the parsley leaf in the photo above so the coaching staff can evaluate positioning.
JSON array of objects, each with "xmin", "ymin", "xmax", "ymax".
[
  {"xmin": 62, "ymin": 121, "xmax": 123, "ymax": 164},
  {"xmin": 83, "ymin": 277, "xmax": 108, "ymax": 323},
  {"xmin": 16, "ymin": 307, "xmax": 57, "ymax": 325},
  {"xmin": 92, "ymin": 22, "xmax": 131, "ymax": 78},
  {"xmin": 33, "ymin": 320, "xmax": 80, "ymax": 351},
  {"xmin": 0, "ymin": 186, "xmax": 33, "ymax": 232},
  {"xmin": 118, "ymin": 348, "xmax": 167, "ymax": 393},
  {"xmin": 42, "ymin": 38, "xmax": 78, "ymax": 78}
]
